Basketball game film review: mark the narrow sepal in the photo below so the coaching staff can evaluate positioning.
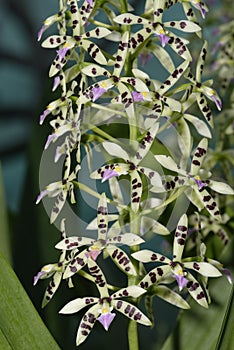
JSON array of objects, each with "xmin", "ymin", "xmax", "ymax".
[
  {"xmin": 173, "ymin": 214, "xmax": 188, "ymax": 262},
  {"xmin": 112, "ymin": 300, "xmax": 152, "ymax": 326},
  {"xmin": 59, "ymin": 296, "xmax": 98, "ymax": 314},
  {"xmin": 132, "ymin": 249, "xmax": 171, "ymax": 264},
  {"xmin": 76, "ymin": 304, "xmax": 100, "ymax": 346},
  {"xmin": 107, "ymin": 245, "xmax": 137, "ymax": 276},
  {"xmin": 186, "ymin": 272, "xmax": 208, "ymax": 308}
]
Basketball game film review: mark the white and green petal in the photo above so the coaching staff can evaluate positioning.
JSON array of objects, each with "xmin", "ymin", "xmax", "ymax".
[
  {"xmin": 172, "ymin": 214, "xmax": 188, "ymax": 262},
  {"xmin": 76, "ymin": 304, "xmax": 100, "ymax": 346},
  {"xmin": 186, "ymin": 272, "xmax": 208, "ymax": 308},
  {"xmin": 81, "ymin": 39, "xmax": 108, "ymax": 65},
  {"xmin": 55, "ymin": 236, "xmax": 94, "ymax": 250},
  {"xmin": 106, "ymin": 245, "xmax": 137, "ymax": 276},
  {"xmin": 132, "ymin": 249, "xmax": 170, "ymax": 264},
  {"xmin": 207, "ymin": 180, "xmax": 234, "ymax": 195},
  {"xmin": 183, "ymin": 114, "xmax": 212, "ymax": 138},
  {"xmin": 192, "ymin": 186, "xmax": 221, "ymax": 221},
  {"xmin": 152, "ymin": 285, "xmax": 190, "ymax": 309},
  {"xmin": 107, "ymin": 233, "xmax": 144, "ymax": 247},
  {"xmin": 190, "ymin": 138, "xmax": 208, "ymax": 175},
  {"xmin": 59, "ymin": 296, "xmax": 98, "ymax": 315},
  {"xmin": 133, "ymin": 123, "xmax": 159, "ymax": 164},
  {"xmin": 42, "ymin": 271, "xmax": 63, "ymax": 308},
  {"xmin": 138, "ymin": 265, "xmax": 171, "ymax": 289},
  {"xmin": 155, "ymin": 155, "xmax": 187, "ymax": 175},
  {"xmin": 113, "ymin": 31, "xmax": 130, "ymax": 76},
  {"xmin": 97, "ymin": 193, "xmax": 109, "ymax": 239},
  {"xmin": 112, "ymin": 299, "xmax": 152, "ymax": 326},
  {"xmin": 184, "ymin": 261, "xmax": 222, "ymax": 277},
  {"xmin": 130, "ymin": 170, "xmax": 142, "ymax": 212},
  {"xmin": 111, "ymin": 285, "xmax": 147, "ymax": 299},
  {"xmin": 63, "ymin": 249, "xmax": 88, "ymax": 278},
  {"xmin": 88, "ymin": 259, "xmax": 108, "ymax": 297}
]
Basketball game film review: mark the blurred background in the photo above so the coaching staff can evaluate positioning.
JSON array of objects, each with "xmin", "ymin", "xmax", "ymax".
[{"xmin": 0, "ymin": 0, "xmax": 233, "ymax": 349}]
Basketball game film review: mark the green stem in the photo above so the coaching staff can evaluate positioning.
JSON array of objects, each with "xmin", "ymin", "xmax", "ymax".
[
  {"xmin": 73, "ymin": 181, "xmax": 126, "ymax": 210},
  {"xmin": 127, "ymin": 210, "xmax": 141, "ymax": 350},
  {"xmin": 128, "ymin": 319, "xmax": 139, "ymax": 350},
  {"xmin": 87, "ymin": 124, "xmax": 123, "ymax": 144}
]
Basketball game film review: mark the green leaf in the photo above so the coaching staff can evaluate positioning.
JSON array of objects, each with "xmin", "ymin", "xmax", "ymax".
[
  {"xmin": 0, "ymin": 163, "xmax": 12, "ymax": 264},
  {"xmin": 0, "ymin": 252, "xmax": 61, "ymax": 350},
  {"xmin": 160, "ymin": 277, "xmax": 233, "ymax": 350}
]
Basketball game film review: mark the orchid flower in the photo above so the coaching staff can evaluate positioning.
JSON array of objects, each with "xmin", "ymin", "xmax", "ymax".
[
  {"xmin": 41, "ymin": 2, "xmax": 110, "ymax": 77},
  {"xmin": 55, "ymin": 193, "xmax": 144, "ymax": 278},
  {"xmin": 132, "ymin": 214, "xmax": 222, "ymax": 308},
  {"xmin": 152, "ymin": 138, "xmax": 234, "ymax": 221},
  {"xmin": 59, "ymin": 259, "xmax": 151, "ymax": 346},
  {"xmin": 33, "ymin": 219, "xmax": 75, "ymax": 307},
  {"xmin": 36, "ymin": 154, "xmax": 80, "ymax": 223},
  {"xmin": 114, "ymin": 0, "xmax": 202, "ymax": 60},
  {"xmin": 90, "ymin": 123, "xmax": 166, "ymax": 212}
]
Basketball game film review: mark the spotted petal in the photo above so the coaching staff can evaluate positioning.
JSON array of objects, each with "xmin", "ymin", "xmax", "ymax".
[
  {"xmin": 107, "ymin": 245, "xmax": 137, "ymax": 276},
  {"xmin": 190, "ymin": 138, "xmax": 208, "ymax": 175},
  {"xmin": 55, "ymin": 236, "xmax": 94, "ymax": 250},
  {"xmin": 173, "ymin": 214, "xmax": 188, "ymax": 262},
  {"xmin": 113, "ymin": 31, "xmax": 129, "ymax": 76},
  {"xmin": 42, "ymin": 271, "xmax": 62, "ymax": 308},
  {"xmin": 132, "ymin": 249, "xmax": 171, "ymax": 264},
  {"xmin": 184, "ymin": 262, "xmax": 222, "ymax": 277},
  {"xmin": 107, "ymin": 233, "xmax": 144, "ymax": 246},
  {"xmin": 81, "ymin": 64, "xmax": 109, "ymax": 77},
  {"xmin": 88, "ymin": 259, "xmax": 108, "ymax": 297},
  {"xmin": 192, "ymin": 186, "xmax": 221, "ymax": 221},
  {"xmin": 112, "ymin": 286, "xmax": 147, "ymax": 299},
  {"xmin": 63, "ymin": 250, "xmax": 88, "ymax": 278},
  {"xmin": 81, "ymin": 39, "xmax": 107, "ymax": 65},
  {"xmin": 164, "ymin": 20, "xmax": 201, "ymax": 33},
  {"xmin": 186, "ymin": 272, "xmax": 208, "ymax": 308},
  {"xmin": 59, "ymin": 296, "xmax": 98, "ymax": 314},
  {"xmin": 158, "ymin": 60, "xmax": 190, "ymax": 94},
  {"xmin": 76, "ymin": 304, "xmax": 100, "ymax": 346},
  {"xmin": 112, "ymin": 300, "xmax": 152, "ymax": 326},
  {"xmin": 85, "ymin": 27, "xmax": 112, "ymax": 39},
  {"xmin": 97, "ymin": 193, "xmax": 108, "ymax": 239},
  {"xmin": 130, "ymin": 170, "xmax": 142, "ymax": 213},
  {"xmin": 138, "ymin": 265, "xmax": 171, "ymax": 289},
  {"xmin": 133, "ymin": 123, "xmax": 159, "ymax": 164},
  {"xmin": 114, "ymin": 13, "xmax": 148, "ymax": 26}
]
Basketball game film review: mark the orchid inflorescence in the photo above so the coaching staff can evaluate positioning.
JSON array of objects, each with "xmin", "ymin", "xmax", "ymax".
[{"xmin": 35, "ymin": 0, "xmax": 233, "ymax": 347}]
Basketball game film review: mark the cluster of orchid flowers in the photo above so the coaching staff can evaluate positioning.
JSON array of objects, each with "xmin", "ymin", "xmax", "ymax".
[{"xmin": 35, "ymin": 0, "xmax": 233, "ymax": 347}]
